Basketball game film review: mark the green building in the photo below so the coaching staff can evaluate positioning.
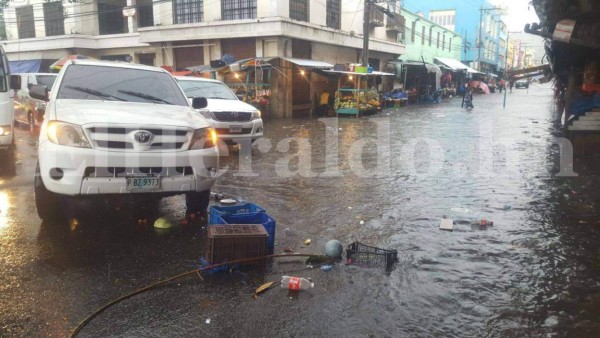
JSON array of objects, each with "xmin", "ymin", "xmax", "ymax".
[{"xmin": 400, "ymin": 9, "xmax": 463, "ymax": 63}]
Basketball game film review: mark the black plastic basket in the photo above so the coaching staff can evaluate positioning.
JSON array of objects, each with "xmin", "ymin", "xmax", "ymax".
[{"xmin": 346, "ymin": 242, "xmax": 398, "ymax": 270}]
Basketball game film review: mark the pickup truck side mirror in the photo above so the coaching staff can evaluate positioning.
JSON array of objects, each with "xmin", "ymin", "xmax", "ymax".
[
  {"xmin": 10, "ymin": 75, "xmax": 21, "ymax": 91},
  {"xmin": 192, "ymin": 97, "xmax": 208, "ymax": 109},
  {"xmin": 29, "ymin": 84, "xmax": 49, "ymax": 102}
]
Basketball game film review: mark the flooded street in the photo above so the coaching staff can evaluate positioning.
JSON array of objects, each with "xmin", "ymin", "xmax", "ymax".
[{"xmin": 2, "ymin": 83, "xmax": 600, "ymax": 337}]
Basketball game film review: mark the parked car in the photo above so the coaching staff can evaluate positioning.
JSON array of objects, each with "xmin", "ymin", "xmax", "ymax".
[
  {"xmin": 175, "ymin": 76, "xmax": 263, "ymax": 144},
  {"xmin": 30, "ymin": 60, "xmax": 219, "ymax": 220},
  {"xmin": 515, "ymin": 79, "xmax": 529, "ymax": 89},
  {"xmin": 0, "ymin": 46, "xmax": 21, "ymax": 151},
  {"xmin": 13, "ymin": 73, "xmax": 57, "ymax": 133}
]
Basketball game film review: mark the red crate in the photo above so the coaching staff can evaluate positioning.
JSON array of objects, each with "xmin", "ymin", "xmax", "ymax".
[{"xmin": 206, "ymin": 224, "xmax": 268, "ymax": 264}]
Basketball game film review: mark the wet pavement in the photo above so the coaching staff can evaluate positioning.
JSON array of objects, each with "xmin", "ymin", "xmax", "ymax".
[{"xmin": 2, "ymin": 83, "xmax": 600, "ymax": 337}]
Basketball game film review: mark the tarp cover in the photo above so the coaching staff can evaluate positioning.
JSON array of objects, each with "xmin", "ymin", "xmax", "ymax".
[{"xmin": 9, "ymin": 59, "xmax": 41, "ymax": 73}]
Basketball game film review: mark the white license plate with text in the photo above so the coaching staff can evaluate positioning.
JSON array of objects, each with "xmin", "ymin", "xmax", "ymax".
[
  {"xmin": 126, "ymin": 176, "xmax": 161, "ymax": 191},
  {"xmin": 229, "ymin": 125, "xmax": 242, "ymax": 133}
]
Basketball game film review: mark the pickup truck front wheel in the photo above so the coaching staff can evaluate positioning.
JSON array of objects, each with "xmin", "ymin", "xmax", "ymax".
[
  {"xmin": 35, "ymin": 162, "xmax": 61, "ymax": 220},
  {"xmin": 185, "ymin": 190, "xmax": 211, "ymax": 214}
]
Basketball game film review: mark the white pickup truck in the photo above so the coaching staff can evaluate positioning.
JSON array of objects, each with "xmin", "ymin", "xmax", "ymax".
[{"xmin": 30, "ymin": 60, "xmax": 219, "ymax": 219}]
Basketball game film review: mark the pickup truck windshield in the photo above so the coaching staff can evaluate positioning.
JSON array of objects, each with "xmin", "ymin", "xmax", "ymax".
[
  {"xmin": 178, "ymin": 80, "xmax": 238, "ymax": 100},
  {"xmin": 57, "ymin": 65, "xmax": 188, "ymax": 106}
]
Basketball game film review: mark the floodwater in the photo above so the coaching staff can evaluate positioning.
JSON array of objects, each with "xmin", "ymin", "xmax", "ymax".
[{"xmin": 2, "ymin": 83, "xmax": 600, "ymax": 337}]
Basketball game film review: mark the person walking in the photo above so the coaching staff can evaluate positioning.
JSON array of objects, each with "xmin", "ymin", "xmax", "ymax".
[
  {"xmin": 464, "ymin": 87, "xmax": 474, "ymax": 109},
  {"xmin": 509, "ymin": 80, "xmax": 514, "ymax": 93}
]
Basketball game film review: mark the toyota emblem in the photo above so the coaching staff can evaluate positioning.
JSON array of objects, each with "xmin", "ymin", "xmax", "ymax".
[
  {"xmin": 134, "ymin": 131, "xmax": 153, "ymax": 144},
  {"xmin": 231, "ymin": 112, "xmax": 239, "ymax": 118}
]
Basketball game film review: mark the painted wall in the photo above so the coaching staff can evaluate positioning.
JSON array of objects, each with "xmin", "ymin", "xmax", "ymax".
[{"xmin": 400, "ymin": 8, "xmax": 462, "ymax": 63}]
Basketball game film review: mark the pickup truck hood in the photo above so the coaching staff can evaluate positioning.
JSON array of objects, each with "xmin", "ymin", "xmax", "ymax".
[
  {"xmin": 206, "ymin": 99, "xmax": 257, "ymax": 112},
  {"xmin": 51, "ymin": 100, "xmax": 211, "ymax": 128}
]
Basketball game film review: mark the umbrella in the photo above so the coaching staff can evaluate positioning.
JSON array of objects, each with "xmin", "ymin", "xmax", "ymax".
[
  {"xmin": 49, "ymin": 55, "xmax": 93, "ymax": 71},
  {"xmin": 469, "ymin": 80, "xmax": 491, "ymax": 94}
]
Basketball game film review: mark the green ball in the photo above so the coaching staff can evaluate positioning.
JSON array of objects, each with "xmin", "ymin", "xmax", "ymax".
[
  {"xmin": 325, "ymin": 240, "xmax": 343, "ymax": 258},
  {"xmin": 153, "ymin": 217, "xmax": 173, "ymax": 229}
]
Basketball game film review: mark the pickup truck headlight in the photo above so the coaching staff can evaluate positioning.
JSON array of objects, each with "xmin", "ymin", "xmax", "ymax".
[
  {"xmin": 0, "ymin": 125, "xmax": 11, "ymax": 136},
  {"xmin": 47, "ymin": 121, "xmax": 91, "ymax": 148},
  {"xmin": 251, "ymin": 110, "xmax": 261, "ymax": 120},
  {"xmin": 189, "ymin": 128, "xmax": 218, "ymax": 150}
]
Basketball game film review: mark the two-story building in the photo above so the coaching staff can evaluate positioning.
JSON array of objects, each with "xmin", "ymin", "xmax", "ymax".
[
  {"xmin": 2, "ymin": 0, "xmax": 406, "ymax": 117},
  {"xmin": 399, "ymin": 9, "xmax": 462, "ymax": 63}
]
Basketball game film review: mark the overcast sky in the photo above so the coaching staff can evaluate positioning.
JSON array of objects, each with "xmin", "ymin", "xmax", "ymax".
[{"xmin": 492, "ymin": 0, "xmax": 540, "ymax": 31}]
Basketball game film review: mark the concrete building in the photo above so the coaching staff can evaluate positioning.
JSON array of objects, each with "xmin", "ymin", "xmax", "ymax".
[
  {"xmin": 1, "ymin": 0, "xmax": 406, "ymax": 118},
  {"xmin": 403, "ymin": 0, "xmax": 507, "ymax": 74},
  {"xmin": 400, "ymin": 8, "xmax": 462, "ymax": 63}
]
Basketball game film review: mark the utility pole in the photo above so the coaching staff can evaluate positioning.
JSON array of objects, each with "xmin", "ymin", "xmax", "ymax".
[
  {"xmin": 504, "ymin": 31, "xmax": 521, "ymax": 109},
  {"xmin": 362, "ymin": 0, "xmax": 371, "ymax": 67}
]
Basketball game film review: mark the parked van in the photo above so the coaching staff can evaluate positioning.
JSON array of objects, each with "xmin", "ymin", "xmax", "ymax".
[
  {"xmin": 0, "ymin": 46, "xmax": 21, "ymax": 151},
  {"xmin": 13, "ymin": 73, "xmax": 58, "ymax": 133}
]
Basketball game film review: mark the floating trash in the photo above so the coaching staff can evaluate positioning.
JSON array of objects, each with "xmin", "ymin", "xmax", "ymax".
[
  {"xmin": 451, "ymin": 207, "xmax": 470, "ymax": 213},
  {"xmin": 253, "ymin": 282, "xmax": 276, "ymax": 299},
  {"xmin": 346, "ymin": 242, "xmax": 398, "ymax": 271},
  {"xmin": 439, "ymin": 218, "xmax": 454, "ymax": 231},
  {"xmin": 320, "ymin": 264, "xmax": 333, "ymax": 272}
]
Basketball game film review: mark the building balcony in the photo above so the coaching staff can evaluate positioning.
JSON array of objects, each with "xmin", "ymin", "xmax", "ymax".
[
  {"xmin": 386, "ymin": 13, "xmax": 405, "ymax": 33},
  {"xmin": 369, "ymin": 7, "xmax": 385, "ymax": 27}
]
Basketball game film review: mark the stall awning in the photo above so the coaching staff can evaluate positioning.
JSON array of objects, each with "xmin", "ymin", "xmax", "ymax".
[
  {"xmin": 322, "ymin": 70, "xmax": 395, "ymax": 76},
  {"xmin": 186, "ymin": 65, "xmax": 217, "ymax": 73},
  {"xmin": 392, "ymin": 60, "xmax": 441, "ymax": 74},
  {"xmin": 9, "ymin": 59, "xmax": 41, "ymax": 73},
  {"xmin": 434, "ymin": 57, "xmax": 483, "ymax": 74},
  {"xmin": 281, "ymin": 58, "xmax": 334, "ymax": 69}
]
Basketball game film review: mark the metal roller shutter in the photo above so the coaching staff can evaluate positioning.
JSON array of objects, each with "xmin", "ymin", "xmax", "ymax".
[{"xmin": 174, "ymin": 41, "xmax": 204, "ymax": 71}]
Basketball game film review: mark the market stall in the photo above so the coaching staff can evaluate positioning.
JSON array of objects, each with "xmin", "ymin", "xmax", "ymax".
[{"xmin": 323, "ymin": 69, "xmax": 394, "ymax": 117}]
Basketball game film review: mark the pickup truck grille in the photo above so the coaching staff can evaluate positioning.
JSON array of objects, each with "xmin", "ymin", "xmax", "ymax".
[
  {"xmin": 84, "ymin": 166, "xmax": 193, "ymax": 178},
  {"xmin": 212, "ymin": 111, "xmax": 253, "ymax": 122},
  {"xmin": 86, "ymin": 126, "xmax": 190, "ymax": 151}
]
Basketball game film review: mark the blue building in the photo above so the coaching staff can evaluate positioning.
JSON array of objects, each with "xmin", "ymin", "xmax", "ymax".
[{"xmin": 403, "ymin": 0, "xmax": 507, "ymax": 75}]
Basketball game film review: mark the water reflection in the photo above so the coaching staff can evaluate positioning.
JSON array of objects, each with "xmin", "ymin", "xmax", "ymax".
[{"xmin": 0, "ymin": 191, "xmax": 9, "ymax": 231}]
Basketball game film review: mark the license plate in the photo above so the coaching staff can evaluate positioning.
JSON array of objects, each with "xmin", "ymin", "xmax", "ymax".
[
  {"xmin": 126, "ymin": 176, "xmax": 160, "ymax": 191},
  {"xmin": 229, "ymin": 125, "xmax": 242, "ymax": 133}
]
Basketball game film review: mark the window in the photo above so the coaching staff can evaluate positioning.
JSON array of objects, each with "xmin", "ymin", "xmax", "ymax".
[
  {"xmin": 138, "ymin": 0, "xmax": 154, "ymax": 27},
  {"xmin": 411, "ymin": 21, "xmax": 416, "ymax": 42},
  {"xmin": 173, "ymin": 0, "xmax": 203, "ymax": 24},
  {"xmin": 429, "ymin": 27, "xmax": 432, "ymax": 46},
  {"xmin": 98, "ymin": 0, "xmax": 126, "ymax": 35},
  {"xmin": 15, "ymin": 6, "xmax": 35, "ymax": 39},
  {"xmin": 290, "ymin": 0, "xmax": 308, "ymax": 22},
  {"xmin": 222, "ymin": 0, "xmax": 257, "ymax": 20},
  {"xmin": 436, "ymin": 32, "xmax": 440, "ymax": 48},
  {"xmin": 43, "ymin": 2, "xmax": 64, "ymax": 37},
  {"xmin": 442, "ymin": 35, "xmax": 445, "ymax": 50},
  {"xmin": 421, "ymin": 26, "xmax": 425, "ymax": 45},
  {"xmin": 326, "ymin": 0, "xmax": 340, "ymax": 29},
  {"xmin": 449, "ymin": 38, "xmax": 452, "ymax": 52},
  {"xmin": 450, "ymin": 14, "xmax": 455, "ymax": 25}
]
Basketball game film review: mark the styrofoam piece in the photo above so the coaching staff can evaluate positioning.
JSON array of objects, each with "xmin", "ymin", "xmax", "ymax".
[{"xmin": 439, "ymin": 218, "xmax": 454, "ymax": 231}]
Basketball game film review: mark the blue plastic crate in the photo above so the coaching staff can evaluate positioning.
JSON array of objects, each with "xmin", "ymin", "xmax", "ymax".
[
  {"xmin": 209, "ymin": 202, "xmax": 265, "ymax": 224},
  {"xmin": 217, "ymin": 213, "xmax": 276, "ymax": 253}
]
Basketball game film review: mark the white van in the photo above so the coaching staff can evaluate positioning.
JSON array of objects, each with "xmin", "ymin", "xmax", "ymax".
[{"xmin": 0, "ymin": 46, "xmax": 21, "ymax": 151}]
